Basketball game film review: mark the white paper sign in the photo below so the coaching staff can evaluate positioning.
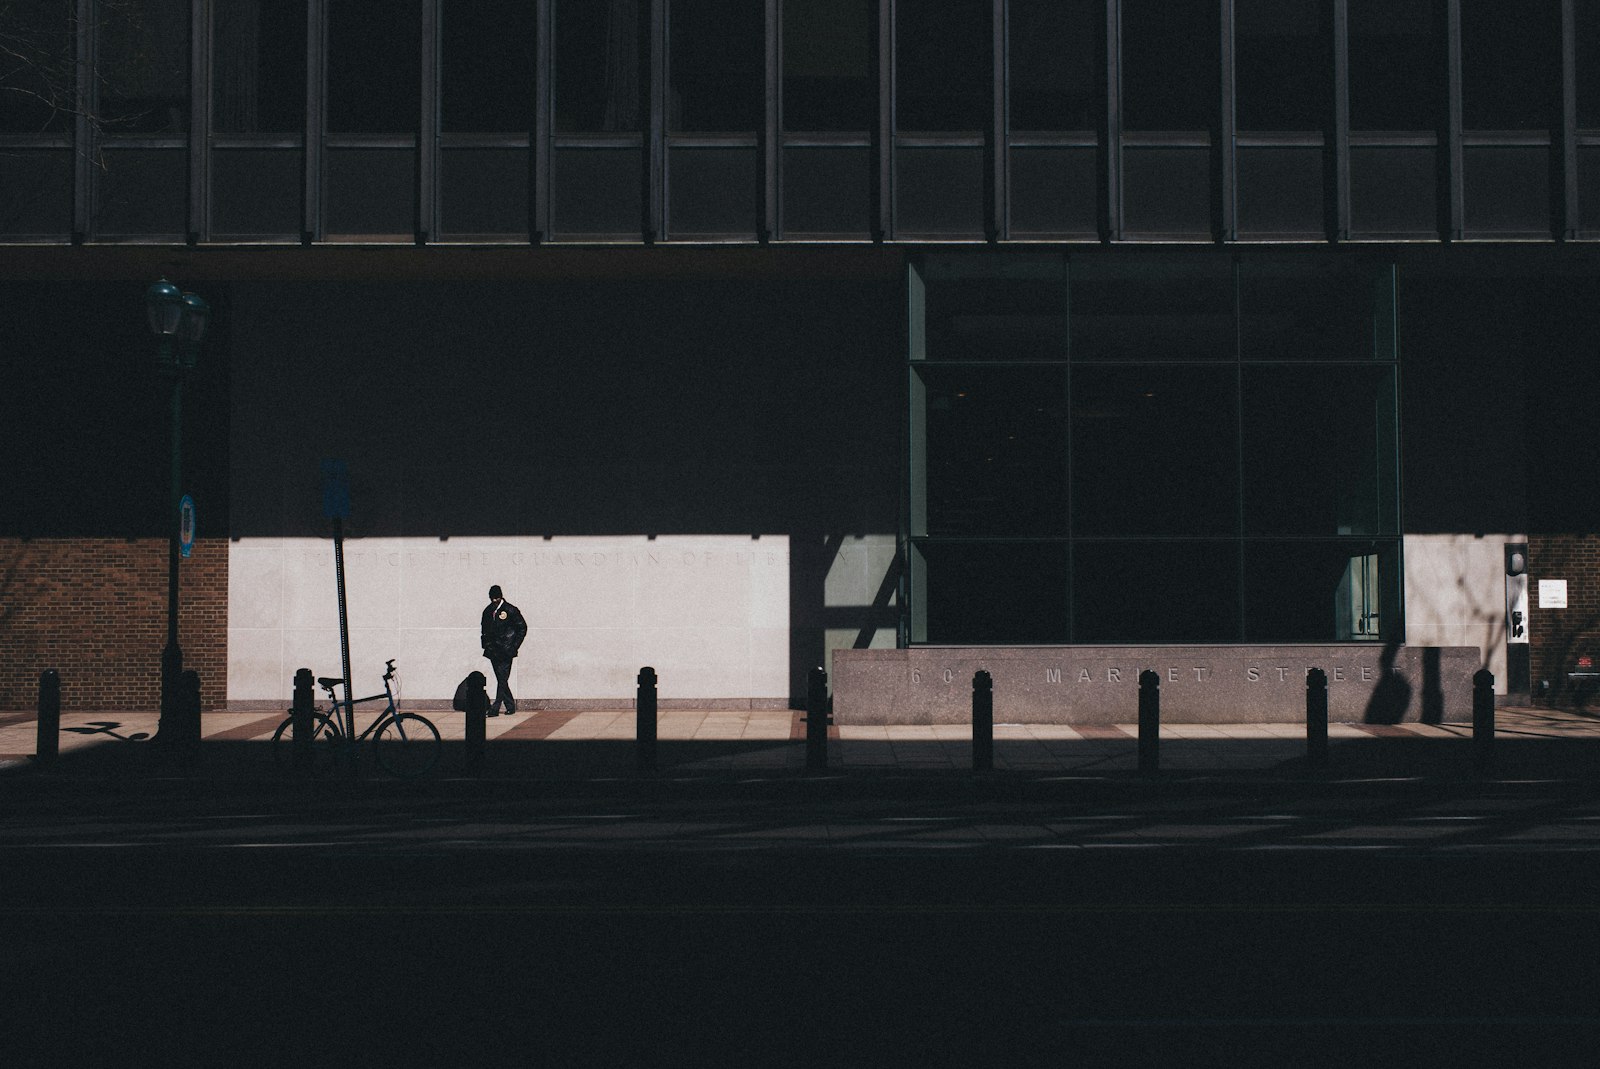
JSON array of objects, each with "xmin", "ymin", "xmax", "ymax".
[{"xmin": 1539, "ymin": 579, "xmax": 1568, "ymax": 609}]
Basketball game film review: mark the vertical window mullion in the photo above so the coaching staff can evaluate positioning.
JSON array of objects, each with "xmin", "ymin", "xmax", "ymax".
[
  {"xmin": 1103, "ymin": 0, "xmax": 1121, "ymax": 240},
  {"xmin": 1444, "ymin": 0, "xmax": 1463, "ymax": 239},
  {"xmin": 419, "ymin": 0, "xmax": 439, "ymax": 243},
  {"xmin": 877, "ymin": 0, "xmax": 894, "ymax": 239},
  {"xmin": 991, "ymin": 0, "xmax": 1007, "ymax": 240},
  {"xmin": 649, "ymin": 0, "xmax": 666, "ymax": 240},
  {"xmin": 73, "ymin": 0, "xmax": 93, "ymax": 239},
  {"xmin": 1331, "ymin": 0, "xmax": 1350, "ymax": 240},
  {"xmin": 533, "ymin": 0, "xmax": 551, "ymax": 241},
  {"xmin": 765, "ymin": 0, "xmax": 780, "ymax": 240},
  {"xmin": 189, "ymin": 0, "xmax": 210, "ymax": 242},
  {"xmin": 1562, "ymin": 0, "xmax": 1579, "ymax": 239},
  {"xmin": 305, "ymin": 0, "xmax": 325, "ymax": 241},
  {"xmin": 1219, "ymin": 0, "xmax": 1236, "ymax": 242}
]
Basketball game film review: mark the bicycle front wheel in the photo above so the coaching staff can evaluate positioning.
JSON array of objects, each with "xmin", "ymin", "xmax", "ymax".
[
  {"xmin": 271, "ymin": 712, "xmax": 342, "ymax": 776},
  {"xmin": 372, "ymin": 712, "xmax": 442, "ymax": 777}
]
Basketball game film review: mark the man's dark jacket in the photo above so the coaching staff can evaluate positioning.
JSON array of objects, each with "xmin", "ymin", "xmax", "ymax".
[{"xmin": 481, "ymin": 599, "xmax": 528, "ymax": 660}]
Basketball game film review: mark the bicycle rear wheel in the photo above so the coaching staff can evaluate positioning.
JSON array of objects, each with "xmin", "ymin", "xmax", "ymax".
[
  {"xmin": 270, "ymin": 712, "xmax": 343, "ymax": 775},
  {"xmin": 372, "ymin": 712, "xmax": 442, "ymax": 777}
]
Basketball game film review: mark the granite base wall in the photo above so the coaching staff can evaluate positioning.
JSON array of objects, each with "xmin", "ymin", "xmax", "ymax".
[{"xmin": 833, "ymin": 646, "xmax": 1479, "ymax": 725}]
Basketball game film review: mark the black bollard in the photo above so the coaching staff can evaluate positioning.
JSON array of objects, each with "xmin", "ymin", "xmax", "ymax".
[
  {"xmin": 291, "ymin": 668, "xmax": 315, "ymax": 776},
  {"xmin": 1305, "ymin": 667, "xmax": 1329, "ymax": 768},
  {"xmin": 464, "ymin": 674, "xmax": 488, "ymax": 775},
  {"xmin": 637, "ymin": 666, "xmax": 658, "ymax": 772},
  {"xmin": 177, "ymin": 669, "xmax": 202, "ymax": 762},
  {"xmin": 1473, "ymin": 667, "xmax": 1496, "ymax": 774},
  {"xmin": 1138, "ymin": 670, "xmax": 1160, "ymax": 775},
  {"xmin": 972, "ymin": 670, "xmax": 993, "ymax": 772},
  {"xmin": 35, "ymin": 669, "xmax": 60, "ymax": 766},
  {"xmin": 804, "ymin": 666, "xmax": 830, "ymax": 772}
]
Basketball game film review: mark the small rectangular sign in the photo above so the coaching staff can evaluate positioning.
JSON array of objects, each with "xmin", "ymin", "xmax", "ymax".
[{"xmin": 1539, "ymin": 579, "xmax": 1569, "ymax": 609}]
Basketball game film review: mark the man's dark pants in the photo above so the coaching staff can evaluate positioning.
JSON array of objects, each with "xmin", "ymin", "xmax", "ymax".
[{"xmin": 489, "ymin": 656, "xmax": 515, "ymax": 714}]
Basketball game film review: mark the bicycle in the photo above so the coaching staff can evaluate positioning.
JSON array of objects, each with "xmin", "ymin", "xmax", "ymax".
[{"xmin": 272, "ymin": 659, "xmax": 441, "ymax": 778}]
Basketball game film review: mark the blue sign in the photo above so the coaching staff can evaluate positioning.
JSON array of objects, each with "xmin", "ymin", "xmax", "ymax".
[
  {"xmin": 179, "ymin": 495, "xmax": 196, "ymax": 558},
  {"xmin": 321, "ymin": 459, "xmax": 350, "ymax": 519}
]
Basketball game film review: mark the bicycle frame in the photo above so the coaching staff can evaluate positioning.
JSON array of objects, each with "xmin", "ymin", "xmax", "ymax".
[{"xmin": 317, "ymin": 660, "xmax": 402, "ymax": 744}]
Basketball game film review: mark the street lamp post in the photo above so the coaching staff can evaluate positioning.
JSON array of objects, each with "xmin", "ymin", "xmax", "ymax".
[{"xmin": 147, "ymin": 280, "xmax": 209, "ymax": 746}]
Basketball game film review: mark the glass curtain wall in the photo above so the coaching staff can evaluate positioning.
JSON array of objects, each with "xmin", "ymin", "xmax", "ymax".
[
  {"xmin": 908, "ymin": 253, "xmax": 1401, "ymax": 645},
  {"xmin": 211, "ymin": 0, "xmax": 306, "ymax": 240},
  {"xmin": 551, "ymin": 0, "xmax": 646, "ymax": 238}
]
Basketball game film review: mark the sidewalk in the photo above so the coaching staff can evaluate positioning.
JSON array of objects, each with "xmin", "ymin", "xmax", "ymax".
[{"xmin": 3, "ymin": 705, "xmax": 1599, "ymax": 781}]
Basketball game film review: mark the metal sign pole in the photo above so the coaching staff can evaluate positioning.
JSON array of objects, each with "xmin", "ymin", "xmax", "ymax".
[{"xmin": 333, "ymin": 514, "xmax": 354, "ymax": 742}]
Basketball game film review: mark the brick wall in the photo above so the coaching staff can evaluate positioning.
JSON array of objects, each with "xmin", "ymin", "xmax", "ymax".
[
  {"xmin": 0, "ymin": 538, "xmax": 227, "ymax": 711},
  {"xmin": 1529, "ymin": 534, "xmax": 1600, "ymax": 706}
]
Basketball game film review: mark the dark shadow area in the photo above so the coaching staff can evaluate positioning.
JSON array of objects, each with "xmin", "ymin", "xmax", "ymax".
[
  {"xmin": 1362, "ymin": 642, "xmax": 1413, "ymax": 723},
  {"xmin": 9, "ymin": 728, "xmax": 1600, "ymax": 788}
]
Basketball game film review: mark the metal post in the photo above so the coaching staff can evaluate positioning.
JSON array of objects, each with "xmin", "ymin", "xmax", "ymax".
[
  {"xmin": 36, "ymin": 669, "xmax": 59, "ymax": 766},
  {"xmin": 178, "ymin": 669, "xmax": 201, "ymax": 757},
  {"xmin": 464, "ymin": 692, "xmax": 486, "ymax": 775},
  {"xmin": 637, "ymin": 666, "xmax": 658, "ymax": 772},
  {"xmin": 805, "ymin": 666, "xmax": 830, "ymax": 772},
  {"xmin": 972, "ymin": 670, "xmax": 993, "ymax": 771},
  {"xmin": 156, "ymin": 371, "xmax": 184, "ymax": 744},
  {"xmin": 1306, "ymin": 667, "xmax": 1329, "ymax": 769},
  {"xmin": 291, "ymin": 667, "xmax": 314, "ymax": 776},
  {"xmin": 1473, "ymin": 668, "xmax": 1496, "ymax": 774},
  {"xmin": 1138, "ymin": 670, "xmax": 1160, "ymax": 775}
]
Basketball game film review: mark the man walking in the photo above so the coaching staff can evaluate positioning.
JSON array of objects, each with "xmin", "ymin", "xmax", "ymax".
[{"xmin": 481, "ymin": 584, "xmax": 528, "ymax": 715}]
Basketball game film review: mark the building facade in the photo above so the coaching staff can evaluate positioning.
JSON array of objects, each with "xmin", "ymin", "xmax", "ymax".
[{"xmin": 3, "ymin": 0, "xmax": 1598, "ymax": 714}]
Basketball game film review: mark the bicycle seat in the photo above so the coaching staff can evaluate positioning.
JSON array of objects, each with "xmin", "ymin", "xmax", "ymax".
[{"xmin": 316, "ymin": 676, "xmax": 344, "ymax": 689}]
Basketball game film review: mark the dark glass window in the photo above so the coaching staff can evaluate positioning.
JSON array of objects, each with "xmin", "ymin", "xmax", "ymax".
[
  {"xmin": 1464, "ymin": 146, "xmax": 1551, "ymax": 233},
  {"xmin": 213, "ymin": 1, "xmax": 307, "ymax": 133},
  {"xmin": 918, "ymin": 366, "xmax": 1069, "ymax": 538},
  {"xmin": 896, "ymin": 147, "xmax": 985, "ymax": 234},
  {"xmin": 783, "ymin": 0, "xmax": 872, "ymax": 131},
  {"xmin": 327, "ymin": 0, "xmax": 419, "ymax": 133},
  {"xmin": 1579, "ymin": 1, "xmax": 1600, "ymax": 128},
  {"xmin": 1070, "ymin": 365, "xmax": 1240, "ymax": 538},
  {"xmin": 1009, "ymin": 0, "xmax": 1099, "ymax": 132},
  {"xmin": 1074, "ymin": 541, "xmax": 1241, "ymax": 643},
  {"xmin": 1244, "ymin": 540, "xmax": 1400, "ymax": 643},
  {"xmin": 0, "ymin": 151, "xmax": 72, "ymax": 233},
  {"xmin": 1009, "ymin": 147, "xmax": 1099, "ymax": 235},
  {"xmin": 97, "ymin": 148, "xmax": 186, "ymax": 232},
  {"xmin": 441, "ymin": 148, "xmax": 529, "ymax": 233},
  {"xmin": 1349, "ymin": 0, "xmax": 1442, "ymax": 130},
  {"xmin": 1349, "ymin": 145, "xmax": 1436, "ymax": 233},
  {"xmin": 212, "ymin": 149, "xmax": 302, "ymax": 235},
  {"xmin": 442, "ymin": 0, "xmax": 534, "ymax": 132},
  {"xmin": 916, "ymin": 542, "xmax": 1070, "ymax": 644},
  {"xmin": 918, "ymin": 254, "xmax": 1068, "ymax": 362},
  {"xmin": 555, "ymin": 0, "xmax": 644, "ymax": 132},
  {"xmin": 668, "ymin": 147, "xmax": 757, "ymax": 234},
  {"xmin": 783, "ymin": 147, "xmax": 871, "ymax": 234},
  {"xmin": 1235, "ymin": 0, "xmax": 1326, "ymax": 131},
  {"xmin": 1241, "ymin": 365, "xmax": 1399, "ymax": 536},
  {"xmin": 99, "ymin": 0, "xmax": 190, "ymax": 134},
  {"xmin": 1070, "ymin": 260, "xmax": 1235, "ymax": 361},
  {"xmin": 1461, "ymin": 1, "xmax": 1557, "ymax": 130},
  {"xmin": 896, "ymin": 0, "xmax": 988, "ymax": 132},
  {"xmin": 551, "ymin": 147, "xmax": 642, "ymax": 234},
  {"xmin": 0, "ymin": 0, "xmax": 74, "ymax": 133},
  {"xmin": 1238, "ymin": 261, "xmax": 1387, "ymax": 360},
  {"xmin": 324, "ymin": 148, "xmax": 414, "ymax": 235},
  {"xmin": 669, "ymin": 0, "xmax": 762, "ymax": 133},
  {"xmin": 1120, "ymin": 1, "xmax": 1218, "ymax": 132},
  {"xmin": 1236, "ymin": 147, "xmax": 1324, "ymax": 236}
]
